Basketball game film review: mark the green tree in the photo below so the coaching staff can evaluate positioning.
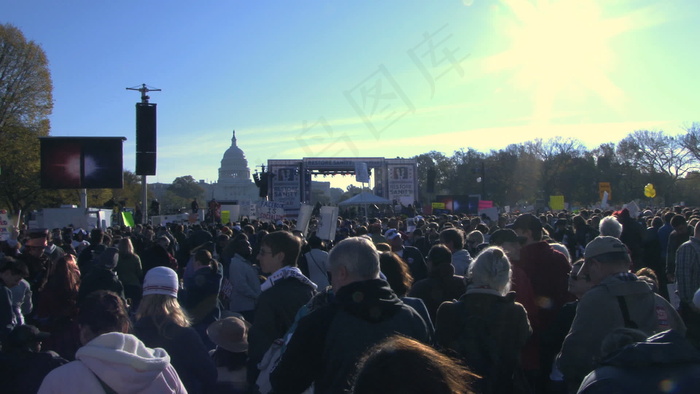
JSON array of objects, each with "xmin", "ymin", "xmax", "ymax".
[
  {"xmin": 617, "ymin": 130, "xmax": 695, "ymax": 204},
  {"xmin": 168, "ymin": 175, "xmax": 205, "ymax": 200},
  {"xmin": 0, "ymin": 24, "xmax": 53, "ymax": 215},
  {"xmin": 0, "ymin": 24, "xmax": 53, "ymax": 133}
]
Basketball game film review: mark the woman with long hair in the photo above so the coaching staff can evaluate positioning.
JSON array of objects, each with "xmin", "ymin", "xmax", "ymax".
[
  {"xmin": 115, "ymin": 237, "xmax": 143, "ymax": 308},
  {"xmin": 34, "ymin": 253, "xmax": 81, "ymax": 359},
  {"xmin": 134, "ymin": 267, "xmax": 217, "ymax": 394},
  {"xmin": 379, "ymin": 252, "xmax": 434, "ymax": 335}
]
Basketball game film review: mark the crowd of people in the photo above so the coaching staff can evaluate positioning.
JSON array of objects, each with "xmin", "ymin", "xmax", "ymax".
[{"xmin": 1, "ymin": 205, "xmax": 700, "ymax": 393}]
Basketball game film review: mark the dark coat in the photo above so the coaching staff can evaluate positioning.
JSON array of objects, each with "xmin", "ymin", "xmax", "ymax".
[
  {"xmin": 270, "ymin": 279, "xmax": 431, "ymax": 394},
  {"xmin": 400, "ymin": 246, "xmax": 428, "ymax": 281},
  {"xmin": 134, "ymin": 318, "xmax": 218, "ymax": 394},
  {"xmin": 0, "ymin": 281, "xmax": 14, "ymax": 340},
  {"xmin": 247, "ymin": 276, "xmax": 316, "ymax": 384},
  {"xmin": 578, "ymin": 329, "xmax": 700, "ymax": 394},
  {"xmin": 77, "ymin": 267, "xmax": 125, "ymax": 304},
  {"xmin": 179, "ymin": 266, "xmax": 222, "ymax": 325},
  {"xmin": 436, "ymin": 290, "xmax": 531, "ymax": 394},
  {"xmin": 0, "ymin": 350, "xmax": 67, "ymax": 394},
  {"xmin": 408, "ymin": 263, "xmax": 466, "ymax": 321}
]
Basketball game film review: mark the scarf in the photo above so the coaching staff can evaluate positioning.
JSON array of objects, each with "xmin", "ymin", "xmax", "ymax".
[{"xmin": 261, "ymin": 266, "xmax": 318, "ymax": 292}]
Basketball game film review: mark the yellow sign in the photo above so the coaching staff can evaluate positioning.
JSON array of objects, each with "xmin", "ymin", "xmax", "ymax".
[
  {"xmin": 549, "ymin": 195, "xmax": 565, "ymax": 211},
  {"xmin": 599, "ymin": 182, "xmax": 612, "ymax": 201},
  {"xmin": 432, "ymin": 202, "xmax": 446, "ymax": 209},
  {"xmin": 221, "ymin": 211, "xmax": 230, "ymax": 224}
]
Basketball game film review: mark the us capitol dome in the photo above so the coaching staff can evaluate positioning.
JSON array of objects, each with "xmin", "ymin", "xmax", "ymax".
[{"xmin": 211, "ymin": 130, "xmax": 258, "ymax": 202}]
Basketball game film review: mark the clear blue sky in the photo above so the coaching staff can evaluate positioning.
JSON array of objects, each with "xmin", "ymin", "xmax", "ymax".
[{"xmin": 3, "ymin": 0, "xmax": 698, "ymax": 189}]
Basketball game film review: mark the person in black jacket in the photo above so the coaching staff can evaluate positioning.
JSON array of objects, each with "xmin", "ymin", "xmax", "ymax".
[
  {"xmin": 385, "ymin": 228, "xmax": 428, "ymax": 281},
  {"xmin": 270, "ymin": 236, "xmax": 431, "ymax": 394},
  {"xmin": 247, "ymin": 231, "xmax": 316, "ymax": 387},
  {"xmin": 76, "ymin": 247, "xmax": 125, "ymax": 305},
  {"xmin": 0, "ymin": 324, "xmax": 67, "ymax": 394}
]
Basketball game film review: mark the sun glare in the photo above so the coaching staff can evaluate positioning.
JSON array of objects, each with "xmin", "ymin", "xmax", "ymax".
[{"xmin": 486, "ymin": 0, "xmax": 636, "ymax": 123}]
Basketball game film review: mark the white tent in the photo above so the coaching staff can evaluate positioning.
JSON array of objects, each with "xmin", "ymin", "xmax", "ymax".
[{"xmin": 338, "ymin": 192, "xmax": 392, "ymax": 206}]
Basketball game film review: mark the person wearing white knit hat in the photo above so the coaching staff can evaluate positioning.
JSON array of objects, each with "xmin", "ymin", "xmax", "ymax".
[{"xmin": 134, "ymin": 267, "xmax": 217, "ymax": 394}]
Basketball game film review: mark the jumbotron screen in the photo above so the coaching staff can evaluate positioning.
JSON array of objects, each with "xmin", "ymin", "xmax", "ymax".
[{"xmin": 40, "ymin": 137, "xmax": 125, "ymax": 189}]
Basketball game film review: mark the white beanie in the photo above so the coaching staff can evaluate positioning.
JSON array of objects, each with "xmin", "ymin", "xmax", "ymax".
[{"xmin": 143, "ymin": 267, "xmax": 179, "ymax": 298}]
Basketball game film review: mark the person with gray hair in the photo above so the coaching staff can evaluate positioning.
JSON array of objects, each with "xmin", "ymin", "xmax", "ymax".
[
  {"xmin": 598, "ymin": 216, "xmax": 623, "ymax": 238},
  {"xmin": 436, "ymin": 246, "xmax": 532, "ymax": 394},
  {"xmin": 270, "ymin": 236, "xmax": 431, "ymax": 394}
]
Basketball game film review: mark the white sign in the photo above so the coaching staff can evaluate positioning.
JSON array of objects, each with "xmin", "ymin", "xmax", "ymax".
[
  {"xmin": 0, "ymin": 210, "xmax": 12, "ymax": 241},
  {"xmin": 355, "ymin": 162, "xmax": 370, "ymax": 183},
  {"xmin": 316, "ymin": 206, "xmax": 339, "ymax": 241},
  {"xmin": 257, "ymin": 201, "xmax": 286, "ymax": 223},
  {"xmin": 387, "ymin": 164, "xmax": 416, "ymax": 206},
  {"xmin": 296, "ymin": 204, "xmax": 314, "ymax": 236}
]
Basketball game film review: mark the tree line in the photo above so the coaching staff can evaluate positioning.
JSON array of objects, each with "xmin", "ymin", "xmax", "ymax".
[{"xmin": 414, "ymin": 128, "xmax": 700, "ymax": 209}]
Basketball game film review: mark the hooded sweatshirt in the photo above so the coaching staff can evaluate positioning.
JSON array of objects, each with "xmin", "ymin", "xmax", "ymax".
[
  {"xmin": 271, "ymin": 279, "xmax": 430, "ymax": 394},
  {"xmin": 38, "ymin": 332, "xmax": 187, "ymax": 394}
]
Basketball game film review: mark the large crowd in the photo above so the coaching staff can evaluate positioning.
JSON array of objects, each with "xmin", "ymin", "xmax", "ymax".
[{"xmin": 1, "ymin": 206, "xmax": 700, "ymax": 393}]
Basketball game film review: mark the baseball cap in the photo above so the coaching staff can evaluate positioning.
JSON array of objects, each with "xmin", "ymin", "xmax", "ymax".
[
  {"xmin": 8, "ymin": 324, "xmax": 50, "ymax": 347},
  {"xmin": 584, "ymin": 236, "xmax": 631, "ymax": 262},
  {"xmin": 384, "ymin": 229, "xmax": 400, "ymax": 240}
]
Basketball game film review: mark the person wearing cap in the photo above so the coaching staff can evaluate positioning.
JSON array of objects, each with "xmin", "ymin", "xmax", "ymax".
[
  {"xmin": 385, "ymin": 228, "xmax": 428, "ymax": 282},
  {"xmin": 17, "ymin": 229, "xmax": 52, "ymax": 298},
  {"xmin": 207, "ymin": 316, "xmax": 250, "ymax": 393},
  {"xmin": 70, "ymin": 229, "xmax": 90, "ymax": 255},
  {"xmin": 134, "ymin": 266, "xmax": 217, "ymax": 394},
  {"xmin": 0, "ymin": 324, "xmax": 68, "ymax": 394},
  {"xmin": 556, "ymin": 236, "xmax": 685, "ymax": 391}
]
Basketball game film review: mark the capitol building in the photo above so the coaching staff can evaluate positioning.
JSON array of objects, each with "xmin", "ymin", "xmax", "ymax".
[
  {"xmin": 207, "ymin": 130, "xmax": 259, "ymax": 202},
  {"xmin": 151, "ymin": 130, "xmax": 334, "ymax": 209}
]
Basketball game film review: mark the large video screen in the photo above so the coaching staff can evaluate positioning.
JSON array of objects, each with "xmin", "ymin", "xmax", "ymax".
[
  {"xmin": 40, "ymin": 137, "xmax": 124, "ymax": 189},
  {"xmin": 434, "ymin": 195, "xmax": 479, "ymax": 215}
]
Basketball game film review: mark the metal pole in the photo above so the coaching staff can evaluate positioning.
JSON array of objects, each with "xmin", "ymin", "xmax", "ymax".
[
  {"xmin": 141, "ymin": 175, "xmax": 148, "ymax": 224},
  {"xmin": 80, "ymin": 188, "xmax": 88, "ymax": 209}
]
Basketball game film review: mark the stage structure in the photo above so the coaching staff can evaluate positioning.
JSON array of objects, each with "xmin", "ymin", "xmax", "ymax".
[{"xmin": 267, "ymin": 157, "xmax": 418, "ymax": 216}]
